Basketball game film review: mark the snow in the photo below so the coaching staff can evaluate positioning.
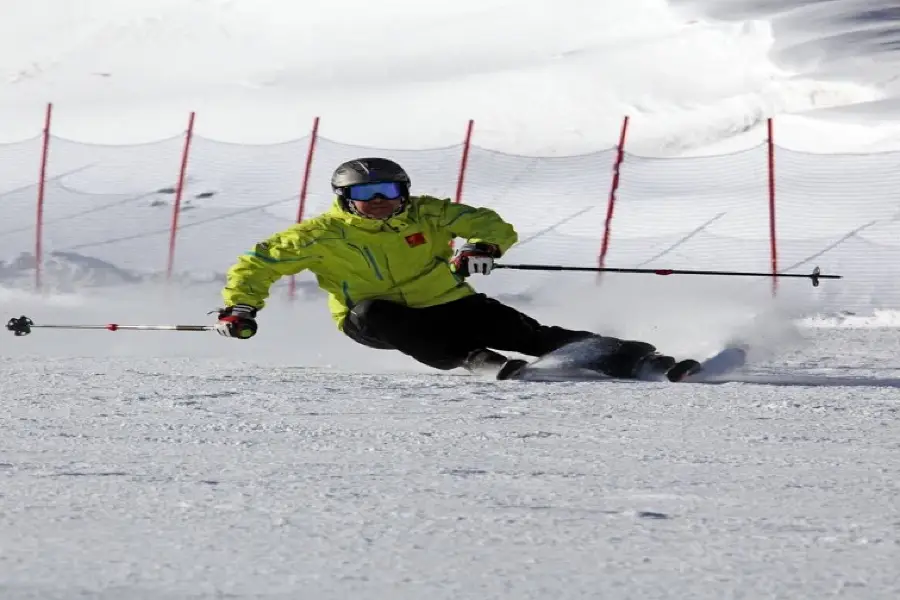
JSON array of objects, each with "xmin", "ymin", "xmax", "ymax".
[
  {"xmin": 2, "ymin": 0, "xmax": 900, "ymax": 597},
  {"xmin": 1, "ymin": 0, "xmax": 898, "ymax": 153},
  {"xmin": 2, "ymin": 328, "xmax": 900, "ymax": 599}
]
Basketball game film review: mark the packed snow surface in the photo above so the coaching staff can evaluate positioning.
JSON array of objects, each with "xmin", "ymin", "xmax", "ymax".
[{"xmin": 2, "ymin": 326, "xmax": 900, "ymax": 599}]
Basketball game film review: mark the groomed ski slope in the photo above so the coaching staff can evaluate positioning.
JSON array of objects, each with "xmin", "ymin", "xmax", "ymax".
[
  {"xmin": 1, "ymin": 327, "xmax": 899, "ymax": 599},
  {"xmin": 1, "ymin": 0, "xmax": 900, "ymax": 597},
  {"xmin": 2, "ymin": 291, "xmax": 900, "ymax": 598}
]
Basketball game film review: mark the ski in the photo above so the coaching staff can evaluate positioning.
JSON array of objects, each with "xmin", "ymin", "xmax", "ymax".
[
  {"xmin": 497, "ymin": 344, "xmax": 748, "ymax": 383},
  {"xmin": 682, "ymin": 346, "xmax": 748, "ymax": 382}
]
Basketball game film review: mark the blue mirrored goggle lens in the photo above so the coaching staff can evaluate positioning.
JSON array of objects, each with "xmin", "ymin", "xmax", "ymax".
[{"xmin": 345, "ymin": 182, "xmax": 404, "ymax": 201}]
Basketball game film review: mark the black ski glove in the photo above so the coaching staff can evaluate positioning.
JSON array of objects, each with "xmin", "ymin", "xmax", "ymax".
[{"xmin": 215, "ymin": 305, "xmax": 258, "ymax": 339}]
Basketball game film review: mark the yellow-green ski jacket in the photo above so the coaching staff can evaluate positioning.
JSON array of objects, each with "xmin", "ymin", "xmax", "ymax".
[{"xmin": 222, "ymin": 195, "xmax": 518, "ymax": 329}]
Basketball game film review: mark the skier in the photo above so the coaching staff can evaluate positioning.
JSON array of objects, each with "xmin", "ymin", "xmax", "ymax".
[{"xmin": 215, "ymin": 157, "xmax": 699, "ymax": 381}]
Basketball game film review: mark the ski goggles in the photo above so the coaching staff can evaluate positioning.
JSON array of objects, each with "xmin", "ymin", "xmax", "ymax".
[{"xmin": 342, "ymin": 181, "xmax": 406, "ymax": 202}]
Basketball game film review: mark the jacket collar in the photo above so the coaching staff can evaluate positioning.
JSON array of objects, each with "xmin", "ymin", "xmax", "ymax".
[{"xmin": 327, "ymin": 198, "xmax": 414, "ymax": 232}]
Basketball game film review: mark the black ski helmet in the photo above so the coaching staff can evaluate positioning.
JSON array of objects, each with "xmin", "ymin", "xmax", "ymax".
[{"xmin": 331, "ymin": 158, "xmax": 411, "ymax": 216}]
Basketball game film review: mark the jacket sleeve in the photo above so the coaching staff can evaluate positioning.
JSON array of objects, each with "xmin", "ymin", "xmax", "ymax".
[
  {"xmin": 434, "ymin": 197, "xmax": 518, "ymax": 255},
  {"xmin": 221, "ymin": 225, "xmax": 322, "ymax": 310}
]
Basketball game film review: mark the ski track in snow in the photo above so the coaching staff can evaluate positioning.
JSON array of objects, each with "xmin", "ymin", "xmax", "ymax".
[{"xmin": 1, "ymin": 328, "xmax": 899, "ymax": 599}]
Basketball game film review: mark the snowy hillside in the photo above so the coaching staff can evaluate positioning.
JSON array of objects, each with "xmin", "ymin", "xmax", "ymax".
[{"xmin": 1, "ymin": 0, "xmax": 898, "ymax": 153}]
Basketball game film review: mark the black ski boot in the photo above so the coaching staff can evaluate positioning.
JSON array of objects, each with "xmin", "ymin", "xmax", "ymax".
[
  {"xmin": 463, "ymin": 349, "xmax": 508, "ymax": 374},
  {"xmin": 665, "ymin": 359, "xmax": 702, "ymax": 382},
  {"xmin": 634, "ymin": 353, "xmax": 677, "ymax": 380},
  {"xmin": 496, "ymin": 358, "xmax": 529, "ymax": 380},
  {"xmin": 463, "ymin": 349, "xmax": 529, "ymax": 380}
]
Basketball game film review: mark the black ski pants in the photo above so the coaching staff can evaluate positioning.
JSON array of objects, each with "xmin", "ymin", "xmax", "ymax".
[{"xmin": 342, "ymin": 294, "xmax": 599, "ymax": 370}]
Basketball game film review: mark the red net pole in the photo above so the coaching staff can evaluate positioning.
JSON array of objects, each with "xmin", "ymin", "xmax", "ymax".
[
  {"xmin": 289, "ymin": 116, "xmax": 321, "ymax": 300},
  {"xmin": 767, "ymin": 118, "xmax": 779, "ymax": 297},
  {"xmin": 598, "ymin": 115, "xmax": 630, "ymax": 268},
  {"xmin": 166, "ymin": 111, "xmax": 196, "ymax": 282},
  {"xmin": 454, "ymin": 119, "xmax": 475, "ymax": 204},
  {"xmin": 34, "ymin": 102, "xmax": 53, "ymax": 292}
]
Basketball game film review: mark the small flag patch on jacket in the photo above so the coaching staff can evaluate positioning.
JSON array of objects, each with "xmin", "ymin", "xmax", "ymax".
[{"xmin": 405, "ymin": 232, "xmax": 426, "ymax": 247}]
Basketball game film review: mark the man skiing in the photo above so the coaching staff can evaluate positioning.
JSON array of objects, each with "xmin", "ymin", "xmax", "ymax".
[{"xmin": 216, "ymin": 157, "xmax": 699, "ymax": 381}]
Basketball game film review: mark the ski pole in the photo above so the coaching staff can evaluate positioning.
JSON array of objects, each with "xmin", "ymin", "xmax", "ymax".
[
  {"xmin": 6, "ymin": 315, "xmax": 215, "ymax": 337},
  {"xmin": 494, "ymin": 264, "xmax": 840, "ymax": 287}
]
